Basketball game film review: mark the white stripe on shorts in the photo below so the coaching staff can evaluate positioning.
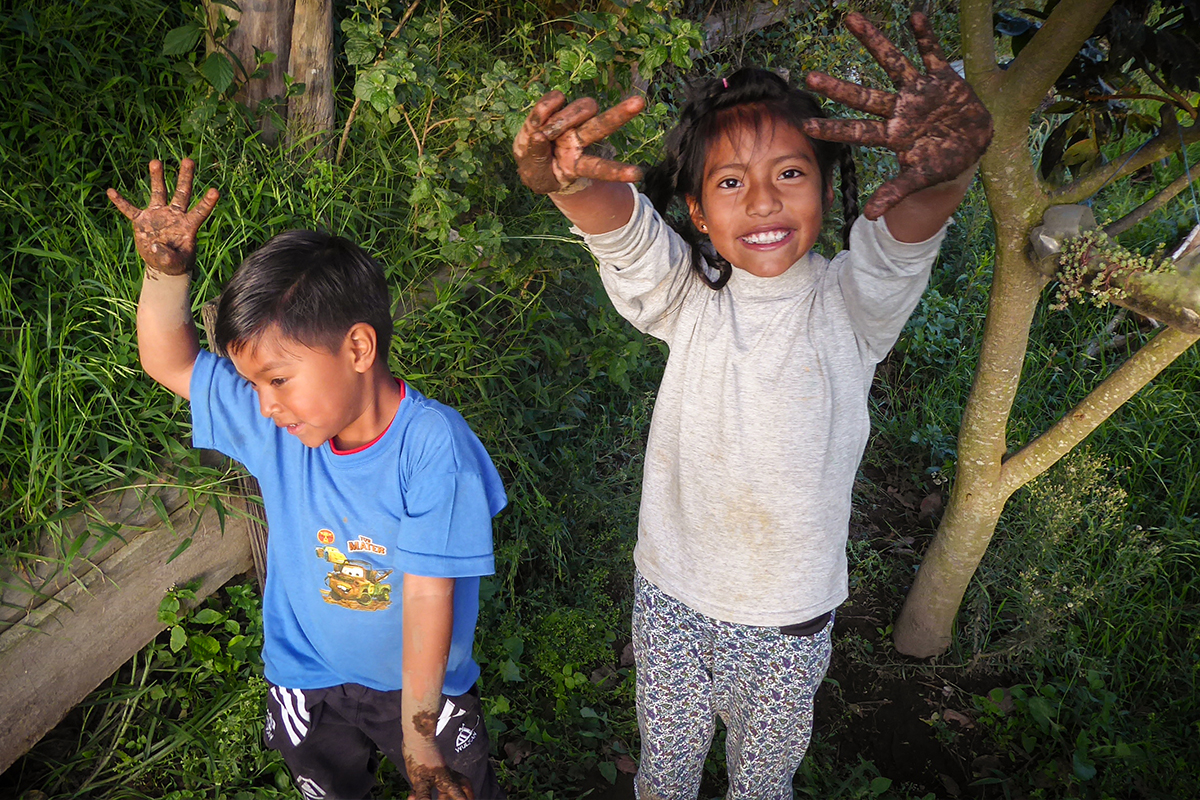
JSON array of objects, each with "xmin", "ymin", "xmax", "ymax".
[{"xmin": 272, "ymin": 686, "xmax": 310, "ymax": 746}]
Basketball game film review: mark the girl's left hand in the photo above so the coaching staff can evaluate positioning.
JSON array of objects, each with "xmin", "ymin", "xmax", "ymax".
[{"xmin": 803, "ymin": 12, "xmax": 993, "ymax": 220}]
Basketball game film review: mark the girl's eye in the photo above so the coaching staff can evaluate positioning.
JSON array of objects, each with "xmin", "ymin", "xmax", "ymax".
[
  {"xmin": 780, "ymin": 168, "xmax": 804, "ymax": 180},
  {"xmin": 717, "ymin": 177, "xmax": 742, "ymax": 189}
]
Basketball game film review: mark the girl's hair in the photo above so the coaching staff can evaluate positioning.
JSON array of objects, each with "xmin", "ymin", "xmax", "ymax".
[{"xmin": 642, "ymin": 67, "xmax": 859, "ymax": 290}]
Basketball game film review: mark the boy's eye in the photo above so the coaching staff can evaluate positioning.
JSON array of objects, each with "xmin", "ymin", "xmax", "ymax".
[{"xmin": 270, "ymin": 377, "xmax": 287, "ymax": 387}]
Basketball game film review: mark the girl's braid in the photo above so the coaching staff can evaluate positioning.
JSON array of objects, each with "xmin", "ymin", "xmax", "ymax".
[
  {"xmin": 837, "ymin": 144, "xmax": 859, "ymax": 250},
  {"xmin": 643, "ymin": 84, "xmax": 734, "ymax": 289}
]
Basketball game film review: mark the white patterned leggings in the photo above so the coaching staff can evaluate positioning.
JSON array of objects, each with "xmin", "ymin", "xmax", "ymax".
[{"xmin": 632, "ymin": 572, "xmax": 833, "ymax": 800}]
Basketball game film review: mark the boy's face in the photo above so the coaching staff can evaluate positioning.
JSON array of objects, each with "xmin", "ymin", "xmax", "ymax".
[{"xmin": 229, "ymin": 326, "xmax": 370, "ymax": 449}]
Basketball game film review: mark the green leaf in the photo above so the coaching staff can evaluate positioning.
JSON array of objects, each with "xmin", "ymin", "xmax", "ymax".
[
  {"xmin": 192, "ymin": 608, "xmax": 224, "ymax": 625},
  {"xmin": 642, "ymin": 43, "xmax": 668, "ymax": 74},
  {"xmin": 344, "ymin": 29, "xmax": 379, "ymax": 66},
  {"xmin": 200, "ymin": 53, "xmax": 236, "ymax": 94},
  {"xmin": 671, "ymin": 38, "xmax": 693, "ymax": 70},
  {"xmin": 598, "ymin": 761, "xmax": 617, "ymax": 784},
  {"xmin": 500, "ymin": 658, "xmax": 523, "ymax": 682},
  {"xmin": 870, "ymin": 776, "xmax": 893, "ymax": 794},
  {"xmin": 188, "ymin": 633, "xmax": 221, "ymax": 660},
  {"xmin": 166, "ymin": 536, "xmax": 193, "ymax": 564},
  {"xmin": 580, "ymin": 706, "xmax": 599, "ymax": 718},
  {"xmin": 162, "ymin": 24, "xmax": 202, "ymax": 57},
  {"xmin": 169, "ymin": 625, "xmax": 187, "ymax": 653},
  {"xmin": 1072, "ymin": 750, "xmax": 1097, "ymax": 781},
  {"xmin": 1028, "ymin": 696, "xmax": 1055, "ymax": 731},
  {"xmin": 157, "ymin": 594, "xmax": 181, "ymax": 624}
]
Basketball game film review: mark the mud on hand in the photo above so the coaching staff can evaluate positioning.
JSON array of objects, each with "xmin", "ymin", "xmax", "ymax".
[
  {"xmin": 106, "ymin": 158, "xmax": 219, "ymax": 276},
  {"xmin": 802, "ymin": 12, "xmax": 993, "ymax": 220}
]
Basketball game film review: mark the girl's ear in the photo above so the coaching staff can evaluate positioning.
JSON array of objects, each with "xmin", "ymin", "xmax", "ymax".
[
  {"xmin": 686, "ymin": 196, "xmax": 707, "ymax": 232},
  {"xmin": 344, "ymin": 322, "xmax": 378, "ymax": 374},
  {"xmin": 823, "ymin": 182, "xmax": 835, "ymax": 214}
]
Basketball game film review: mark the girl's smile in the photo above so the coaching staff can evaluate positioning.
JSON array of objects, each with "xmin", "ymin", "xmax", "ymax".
[{"xmin": 688, "ymin": 118, "xmax": 833, "ymax": 279}]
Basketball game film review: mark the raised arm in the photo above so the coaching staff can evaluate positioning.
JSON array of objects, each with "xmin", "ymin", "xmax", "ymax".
[
  {"xmin": 107, "ymin": 159, "xmax": 219, "ymax": 399},
  {"xmin": 803, "ymin": 12, "xmax": 993, "ymax": 243},
  {"xmin": 400, "ymin": 574, "xmax": 474, "ymax": 800},
  {"xmin": 513, "ymin": 91, "xmax": 645, "ymax": 234}
]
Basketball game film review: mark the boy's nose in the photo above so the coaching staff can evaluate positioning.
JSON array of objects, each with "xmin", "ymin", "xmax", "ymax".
[{"xmin": 257, "ymin": 389, "xmax": 281, "ymax": 419}]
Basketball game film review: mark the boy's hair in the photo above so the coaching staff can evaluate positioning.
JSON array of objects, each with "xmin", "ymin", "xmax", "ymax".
[
  {"xmin": 642, "ymin": 67, "xmax": 859, "ymax": 290},
  {"xmin": 214, "ymin": 229, "xmax": 394, "ymax": 356}
]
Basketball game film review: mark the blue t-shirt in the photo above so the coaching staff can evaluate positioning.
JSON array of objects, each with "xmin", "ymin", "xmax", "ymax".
[{"xmin": 190, "ymin": 349, "xmax": 507, "ymax": 693}]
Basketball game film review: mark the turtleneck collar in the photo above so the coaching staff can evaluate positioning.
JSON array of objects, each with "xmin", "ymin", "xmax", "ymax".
[{"xmin": 723, "ymin": 250, "xmax": 822, "ymax": 300}]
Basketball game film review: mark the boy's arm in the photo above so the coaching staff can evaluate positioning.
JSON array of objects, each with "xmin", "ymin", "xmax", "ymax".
[
  {"xmin": 513, "ymin": 91, "xmax": 645, "ymax": 234},
  {"xmin": 401, "ymin": 574, "xmax": 475, "ymax": 800},
  {"xmin": 107, "ymin": 159, "xmax": 219, "ymax": 399},
  {"xmin": 802, "ymin": 12, "xmax": 993, "ymax": 243}
]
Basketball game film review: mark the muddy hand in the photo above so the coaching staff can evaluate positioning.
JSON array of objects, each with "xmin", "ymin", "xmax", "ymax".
[
  {"xmin": 405, "ymin": 754, "xmax": 475, "ymax": 800},
  {"xmin": 107, "ymin": 158, "xmax": 220, "ymax": 276},
  {"xmin": 513, "ymin": 91, "xmax": 646, "ymax": 194},
  {"xmin": 803, "ymin": 12, "xmax": 993, "ymax": 219}
]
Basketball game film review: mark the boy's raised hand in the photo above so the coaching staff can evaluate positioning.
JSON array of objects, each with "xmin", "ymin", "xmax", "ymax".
[
  {"xmin": 513, "ymin": 91, "xmax": 646, "ymax": 194},
  {"xmin": 802, "ymin": 12, "xmax": 993, "ymax": 220},
  {"xmin": 107, "ymin": 158, "xmax": 219, "ymax": 276}
]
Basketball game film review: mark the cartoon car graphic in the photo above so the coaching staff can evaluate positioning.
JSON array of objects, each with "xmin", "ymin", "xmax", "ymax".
[{"xmin": 315, "ymin": 546, "xmax": 392, "ymax": 607}]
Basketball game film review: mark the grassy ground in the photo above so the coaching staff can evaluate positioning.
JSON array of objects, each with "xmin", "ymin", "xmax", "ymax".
[{"xmin": 2, "ymin": 1, "xmax": 1199, "ymax": 798}]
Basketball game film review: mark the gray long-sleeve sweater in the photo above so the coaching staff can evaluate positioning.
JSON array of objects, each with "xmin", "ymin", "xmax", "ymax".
[{"xmin": 578, "ymin": 186, "xmax": 947, "ymax": 626}]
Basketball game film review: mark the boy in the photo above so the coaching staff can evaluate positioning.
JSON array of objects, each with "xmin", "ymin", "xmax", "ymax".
[{"xmin": 108, "ymin": 158, "xmax": 507, "ymax": 800}]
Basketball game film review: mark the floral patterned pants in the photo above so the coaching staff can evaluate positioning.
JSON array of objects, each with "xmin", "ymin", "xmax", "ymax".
[{"xmin": 632, "ymin": 572, "xmax": 833, "ymax": 800}]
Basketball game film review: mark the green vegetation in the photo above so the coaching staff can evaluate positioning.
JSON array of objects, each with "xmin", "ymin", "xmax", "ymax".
[{"xmin": 2, "ymin": 1, "xmax": 1198, "ymax": 798}]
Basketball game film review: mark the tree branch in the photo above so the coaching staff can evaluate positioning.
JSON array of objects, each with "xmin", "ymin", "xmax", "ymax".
[
  {"xmin": 1001, "ymin": 0, "xmax": 1115, "ymax": 119},
  {"xmin": 1105, "ymin": 170, "xmax": 1200, "ymax": 236},
  {"xmin": 1048, "ymin": 230, "xmax": 1200, "ymax": 332},
  {"xmin": 1051, "ymin": 116, "xmax": 1200, "ymax": 205},
  {"xmin": 960, "ymin": 0, "xmax": 998, "ymax": 86},
  {"xmin": 999, "ymin": 326, "xmax": 1200, "ymax": 495}
]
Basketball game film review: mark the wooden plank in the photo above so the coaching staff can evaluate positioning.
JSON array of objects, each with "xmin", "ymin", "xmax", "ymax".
[{"xmin": 0, "ymin": 498, "xmax": 254, "ymax": 773}]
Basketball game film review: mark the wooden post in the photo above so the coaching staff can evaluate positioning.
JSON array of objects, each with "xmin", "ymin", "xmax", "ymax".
[
  {"xmin": 288, "ymin": 0, "xmax": 336, "ymax": 154},
  {"xmin": 205, "ymin": 0, "xmax": 296, "ymax": 143}
]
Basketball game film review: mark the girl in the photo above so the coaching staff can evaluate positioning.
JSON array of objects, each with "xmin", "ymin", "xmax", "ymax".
[{"xmin": 513, "ymin": 12, "xmax": 991, "ymax": 799}]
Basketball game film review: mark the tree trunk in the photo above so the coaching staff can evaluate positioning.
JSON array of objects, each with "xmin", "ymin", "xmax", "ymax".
[
  {"xmin": 287, "ymin": 0, "xmax": 335, "ymax": 154},
  {"xmin": 892, "ymin": 0, "xmax": 1198, "ymax": 657}
]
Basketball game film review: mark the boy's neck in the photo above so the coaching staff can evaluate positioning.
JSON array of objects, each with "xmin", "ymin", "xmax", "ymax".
[{"xmin": 331, "ymin": 367, "xmax": 403, "ymax": 452}]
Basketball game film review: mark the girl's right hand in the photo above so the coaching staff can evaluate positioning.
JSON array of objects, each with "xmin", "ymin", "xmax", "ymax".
[
  {"xmin": 107, "ymin": 158, "xmax": 219, "ymax": 276},
  {"xmin": 513, "ymin": 91, "xmax": 646, "ymax": 194}
]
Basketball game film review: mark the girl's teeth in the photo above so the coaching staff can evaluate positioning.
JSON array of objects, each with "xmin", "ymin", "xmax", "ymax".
[{"xmin": 742, "ymin": 230, "xmax": 788, "ymax": 244}]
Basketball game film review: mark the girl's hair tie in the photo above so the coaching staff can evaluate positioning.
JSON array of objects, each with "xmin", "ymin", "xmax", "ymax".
[{"xmin": 722, "ymin": 77, "xmax": 729, "ymax": 89}]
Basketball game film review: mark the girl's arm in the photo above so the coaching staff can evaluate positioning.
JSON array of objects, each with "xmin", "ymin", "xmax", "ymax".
[
  {"xmin": 513, "ymin": 91, "xmax": 645, "ymax": 234},
  {"xmin": 108, "ymin": 159, "xmax": 219, "ymax": 399},
  {"xmin": 803, "ymin": 12, "xmax": 993, "ymax": 243}
]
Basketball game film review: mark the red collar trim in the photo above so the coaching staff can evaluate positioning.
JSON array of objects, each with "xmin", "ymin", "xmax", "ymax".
[{"xmin": 329, "ymin": 379, "xmax": 406, "ymax": 456}]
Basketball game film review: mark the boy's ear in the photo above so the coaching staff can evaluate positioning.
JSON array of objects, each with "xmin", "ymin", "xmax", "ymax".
[
  {"xmin": 344, "ymin": 322, "xmax": 378, "ymax": 374},
  {"xmin": 686, "ymin": 196, "xmax": 707, "ymax": 233}
]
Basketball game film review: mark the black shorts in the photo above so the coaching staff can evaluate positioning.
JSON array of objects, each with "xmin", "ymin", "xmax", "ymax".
[{"xmin": 265, "ymin": 680, "xmax": 505, "ymax": 799}]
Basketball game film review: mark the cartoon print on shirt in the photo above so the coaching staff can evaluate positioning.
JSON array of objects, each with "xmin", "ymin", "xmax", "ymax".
[{"xmin": 315, "ymin": 543, "xmax": 393, "ymax": 610}]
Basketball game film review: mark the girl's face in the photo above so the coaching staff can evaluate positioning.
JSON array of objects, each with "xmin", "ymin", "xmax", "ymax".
[{"xmin": 687, "ymin": 118, "xmax": 833, "ymax": 279}]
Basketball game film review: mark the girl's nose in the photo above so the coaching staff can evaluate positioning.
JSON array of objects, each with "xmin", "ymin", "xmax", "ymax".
[{"xmin": 744, "ymin": 179, "xmax": 782, "ymax": 216}]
